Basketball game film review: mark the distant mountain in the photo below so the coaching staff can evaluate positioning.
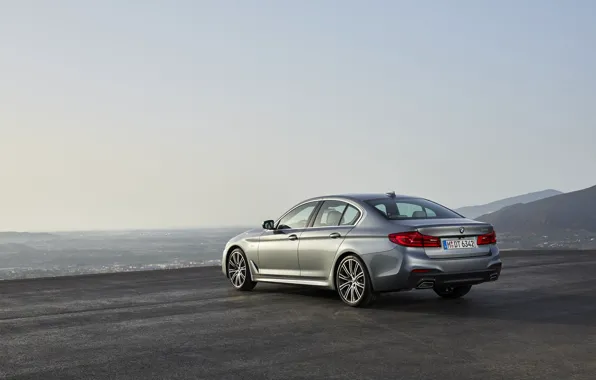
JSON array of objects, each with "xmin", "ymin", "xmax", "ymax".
[
  {"xmin": 455, "ymin": 189, "xmax": 563, "ymax": 219},
  {"xmin": 476, "ymin": 185, "xmax": 596, "ymax": 234}
]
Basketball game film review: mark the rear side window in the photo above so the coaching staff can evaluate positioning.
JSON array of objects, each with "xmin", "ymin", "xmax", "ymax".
[
  {"xmin": 312, "ymin": 201, "xmax": 362, "ymax": 227},
  {"xmin": 366, "ymin": 198, "xmax": 461, "ymax": 220},
  {"xmin": 312, "ymin": 200, "xmax": 348, "ymax": 227},
  {"xmin": 340, "ymin": 205, "xmax": 361, "ymax": 225}
]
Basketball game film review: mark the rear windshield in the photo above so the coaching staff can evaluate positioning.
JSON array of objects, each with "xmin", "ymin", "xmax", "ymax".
[{"xmin": 365, "ymin": 197, "xmax": 463, "ymax": 220}]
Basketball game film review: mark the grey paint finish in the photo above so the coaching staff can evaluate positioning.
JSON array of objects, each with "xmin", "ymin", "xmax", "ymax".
[
  {"xmin": 222, "ymin": 192, "xmax": 502, "ymax": 305},
  {"xmin": 297, "ymin": 225, "xmax": 354, "ymax": 280},
  {"xmin": 256, "ymin": 228, "xmax": 304, "ymax": 277}
]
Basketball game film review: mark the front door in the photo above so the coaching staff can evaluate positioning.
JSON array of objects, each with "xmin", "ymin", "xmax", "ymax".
[
  {"xmin": 298, "ymin": 200, "xmax": 362, "ymax": 280},
  {"xmin": 257, "ymin": 201, "xmax": 320, "ymax": 277}
]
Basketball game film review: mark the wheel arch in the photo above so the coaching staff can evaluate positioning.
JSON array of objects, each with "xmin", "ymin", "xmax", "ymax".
[
  {"xmin": 224, "ymin": 245, "xmax": 243, "ymax": 278},
  {"xmin": 332, "ymin": 251, "xmax": 375, "ymax": 292}
]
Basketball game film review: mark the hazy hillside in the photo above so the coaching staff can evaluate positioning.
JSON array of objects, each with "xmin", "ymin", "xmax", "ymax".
[
  {"xmin": 455, "ymin": 189, "xmax": 563, "ymax": 219},
  {"xmin": 477, "ymin": 185, "xmax": 596, "ymax": 234}
]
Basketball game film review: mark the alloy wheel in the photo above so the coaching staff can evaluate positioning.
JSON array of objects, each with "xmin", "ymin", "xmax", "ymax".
[
  {"xmin": 228, "ymin": 250, "xmax": 246, "ymax": 288},
  {"xmin": 337, "ymin": 258, "xmax": 366, "ymax": 304}
]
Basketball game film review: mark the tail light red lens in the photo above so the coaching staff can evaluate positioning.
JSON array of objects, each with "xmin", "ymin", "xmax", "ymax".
[
  {"xmin": 388, "ymin": 231, "xmax": 441, "ymax": 248},
  {"xmin": 477, "ymin": 231, "xmax": 497, "ymax": 245}
]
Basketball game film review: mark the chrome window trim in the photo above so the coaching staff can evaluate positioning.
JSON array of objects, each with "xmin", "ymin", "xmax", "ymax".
[{"xmin": 274, "ymin": 197, "xmax": 365, "ymax": 229}]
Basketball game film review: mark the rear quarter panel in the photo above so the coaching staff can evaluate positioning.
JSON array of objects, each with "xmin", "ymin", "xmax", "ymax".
[{"xmin": 325, "ymin": 210, "xmax": 412, "ymax": 289}]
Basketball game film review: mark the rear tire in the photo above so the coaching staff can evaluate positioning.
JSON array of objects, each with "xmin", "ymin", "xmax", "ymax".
[
  {"xmin": 335, "ymin": 254, "xmax": 376, "ymax": 307},
  {"xmin": 227, "ymin": 248, "xmax": 257, "ymax": 291},
  {"xmin": 433, "ymin": 284, "xmax": 472, "ymax": 299}
]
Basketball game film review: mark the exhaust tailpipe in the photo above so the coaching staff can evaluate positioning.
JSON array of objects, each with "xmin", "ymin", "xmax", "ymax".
[
  {"xmin": 489, "ymin": 273, "xmax": 498, "ymax": 281},
  {"xmin": 417, "ymin": 281, "xmax": 435, "ymax": 289}
]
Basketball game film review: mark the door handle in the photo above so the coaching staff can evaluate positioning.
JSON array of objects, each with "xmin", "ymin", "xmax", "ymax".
[
  {"xmin": 288, "ymin": 234, "xmax": 298, "ymax": 241},
  {"xmin": 329, "ymin": 232, "xmax": 341, "ymax": 239}
]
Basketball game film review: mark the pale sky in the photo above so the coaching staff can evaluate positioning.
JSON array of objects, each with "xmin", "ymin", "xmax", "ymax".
[{"xmin": 1, "ymin": 0, "xmax": 595, "ymax": 231}]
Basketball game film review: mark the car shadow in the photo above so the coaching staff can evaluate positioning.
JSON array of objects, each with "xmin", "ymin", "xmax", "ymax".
[
  {"xmin": 254, "ymin": 283, "xmax": 340, "ymax": 301},
  {"xmin": 252, "ymin": 284, "xmax": 596, "ymax": 328}
]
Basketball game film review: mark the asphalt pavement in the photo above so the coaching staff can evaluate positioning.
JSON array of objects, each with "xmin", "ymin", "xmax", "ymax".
[{"xmin": 1, "ymin": 250, "xmax": 596, "ymax": 379}]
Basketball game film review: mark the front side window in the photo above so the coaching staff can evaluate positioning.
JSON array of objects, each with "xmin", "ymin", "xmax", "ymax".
[
  {"xmin": 277, "ymin": 202, "xmax": 319, "ymax": 229},
  {"xmin": 365, "ymin": 197, "xmax": 461, "ymax": 220}
]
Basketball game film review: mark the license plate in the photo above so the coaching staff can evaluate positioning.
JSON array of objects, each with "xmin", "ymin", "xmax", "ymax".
[{"xmin": 442, "ymin": 238, "xmax": 477, "ymax": 250}]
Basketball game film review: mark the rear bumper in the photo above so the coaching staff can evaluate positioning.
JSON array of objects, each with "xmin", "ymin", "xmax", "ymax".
[
  {"xmin": 407, "ymin": 263, "xmax": 502, "ymax": 289},
  {"xmin": 363, "ymin": 244, "xmax": 502, "ymax": 292}
]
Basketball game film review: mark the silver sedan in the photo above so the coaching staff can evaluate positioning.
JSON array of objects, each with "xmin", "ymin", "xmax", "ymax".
[{"xmin": 221, "ymin": 192, "xmax": 502, "ymax": 307}]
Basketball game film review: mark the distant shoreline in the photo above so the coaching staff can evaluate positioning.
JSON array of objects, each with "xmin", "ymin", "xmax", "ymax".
[{"xmin": 0, "ymin": 226, "xmax": 255, "ymax": 234}]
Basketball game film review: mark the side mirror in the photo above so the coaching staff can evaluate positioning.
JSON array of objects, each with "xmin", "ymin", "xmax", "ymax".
[{"xmin": 262, "ymin": 220, "xmax": 275, "ymax": 230}]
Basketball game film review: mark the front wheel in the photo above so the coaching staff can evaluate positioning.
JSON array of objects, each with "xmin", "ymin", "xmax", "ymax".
[
  {"xmin": 335, "ymin": 254, "xmax": 376, "ymax": 307},
  {"xmin": 433, "ymin": 284, "xmax": 472, "ymax": 299},
  {"xmin": 227, "ymin": 248, "xmax": 257, "ymax": 291}
]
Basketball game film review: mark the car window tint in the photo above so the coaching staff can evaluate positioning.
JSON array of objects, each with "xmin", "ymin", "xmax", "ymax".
[
  {"xmin": 396, "ymin": 202, "xmax": 423, "ymax": 217},
  {"xmin": 425, "ymin": 207, "xmax": 437, "ymax": 217},
  {"xmin": 374, "ymin": 204, "xmax": 387, "ymax": 215},
  {"xmin": 312, "ymin": 200, "xmax": 347, "ymax": 227},
  {"xmin": 340, "ymin": 205, "xmax": 361, "ymax": 225},
  {"xmin": 365, "ymin": 197, "xmax": 461, "ymax": 220},
  {"xmin": 277, "ymin": 202, "xmax": 318, "ymax": 229}
]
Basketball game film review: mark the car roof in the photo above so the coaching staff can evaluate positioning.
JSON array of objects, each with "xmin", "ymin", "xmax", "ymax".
[{"xmin": 302, "ymin": 192, "xmax": 417, "ymax": 203}]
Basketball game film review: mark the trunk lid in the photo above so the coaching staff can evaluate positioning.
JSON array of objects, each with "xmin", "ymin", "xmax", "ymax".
[{"xmin": 392, "ymin": 218, "xmax": 494, "ymax": 258}]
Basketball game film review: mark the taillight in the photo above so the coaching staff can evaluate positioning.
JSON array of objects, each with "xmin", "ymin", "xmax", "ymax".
[
  {"xmin": 388, "ymin": 231, "xmax": 441, "ymax": 248},
  {"xmin": 477, "ymin": 231, "xmax": 497, "ymax": 245}
]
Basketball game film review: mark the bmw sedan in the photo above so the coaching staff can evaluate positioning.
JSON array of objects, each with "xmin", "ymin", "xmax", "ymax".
[{"xmin": 221, "ymin": 192, "xmax": 502, "ymax": 307}]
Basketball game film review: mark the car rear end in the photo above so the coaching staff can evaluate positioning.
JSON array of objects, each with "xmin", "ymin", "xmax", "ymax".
[
  {"xmin": 388, "ymin": 219, "xmax": 502, "ymax": 290},
  {"xmin": 361, "ymin": 196, "xmax": 502, "ymax": 292}
]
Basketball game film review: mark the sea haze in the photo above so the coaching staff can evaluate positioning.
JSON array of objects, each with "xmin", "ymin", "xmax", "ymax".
[
  {"xmin": 0, "ymin": 228, "xmax": 250, "ymax": 280},
  {"xmin": 4, "ymin": 183, "xmax": 596, "ymax": 282}
]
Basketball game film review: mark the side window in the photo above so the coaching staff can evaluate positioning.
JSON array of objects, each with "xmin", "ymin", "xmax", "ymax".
[
  {"xmin": 277, "ymin": 202, "xmax": 318, "ymax": 229},
  {"xmin": 312, "ymin": 200, "xmax": 348, "ymax": 227},
  {"xmin": 340, "ymin": 205, "xmax": 361, "ymax": 226}
]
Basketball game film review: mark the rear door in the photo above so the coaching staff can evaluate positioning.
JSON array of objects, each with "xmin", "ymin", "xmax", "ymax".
[{"xmin": 297, "ymin": 200, "xmax": 361, "ymax": 280}]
